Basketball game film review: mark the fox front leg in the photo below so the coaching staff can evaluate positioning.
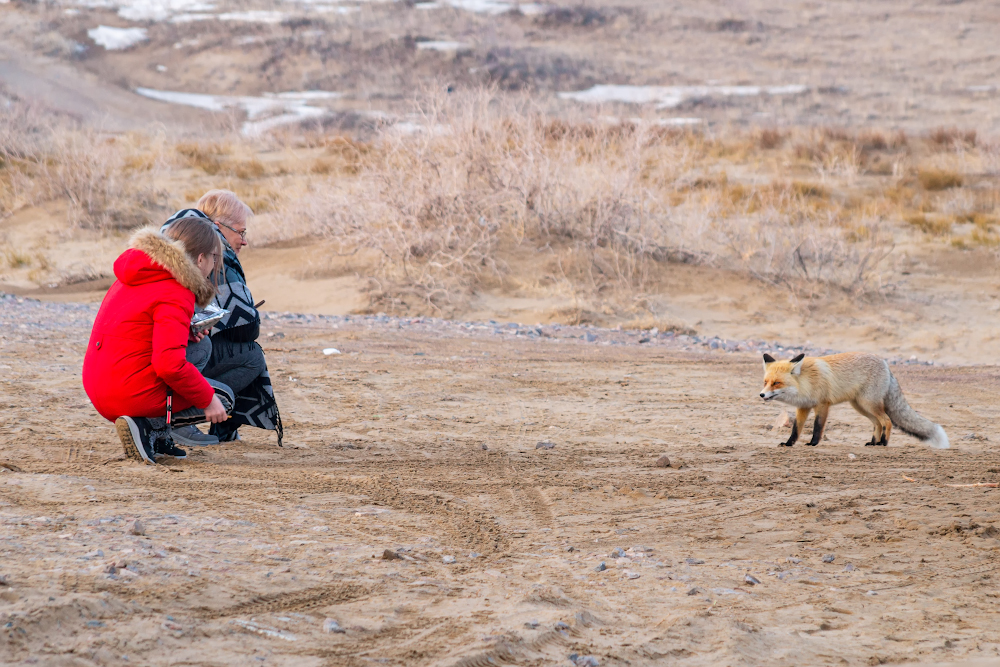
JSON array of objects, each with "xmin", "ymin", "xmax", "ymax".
[
  {"xmin": 806, "ymin": 404, "xmax": 830, "ymax": 446},
  {"xmin": 781, "ymin": 408, "xmax": 811, "ymax": 447}
]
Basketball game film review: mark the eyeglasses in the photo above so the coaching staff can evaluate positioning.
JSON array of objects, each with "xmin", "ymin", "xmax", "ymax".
[{"xmin": 215, "ymin": 219, "xmax": 247, "ymax": 242}]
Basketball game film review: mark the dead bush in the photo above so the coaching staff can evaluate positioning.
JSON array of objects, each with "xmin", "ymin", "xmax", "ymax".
[
  {"xmin": 283, "ymin": 91, "xmax": 894, "ymax": 310},
  {"xmin": 929, "ymin": 127, "xmax": 977, "ymax": 150},
  {"xmin": 918, "ymin": 168, "xmax": 963, "ymax": 191}
]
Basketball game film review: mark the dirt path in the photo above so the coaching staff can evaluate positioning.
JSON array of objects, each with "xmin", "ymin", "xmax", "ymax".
[{"xmin": 2, "ymin": 298, "xmax": 1000, "ymax": 666}]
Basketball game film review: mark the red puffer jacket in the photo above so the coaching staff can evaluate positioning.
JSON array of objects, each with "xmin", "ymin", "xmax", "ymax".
[{"xmin": 83, "ymin": 228, "xmax": 217, "ymax": 421}]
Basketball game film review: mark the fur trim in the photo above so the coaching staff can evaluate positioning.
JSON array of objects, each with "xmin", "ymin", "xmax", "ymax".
[{"xmin": 129, "ymin": 227, "xmax": 216, "ymax": 308}]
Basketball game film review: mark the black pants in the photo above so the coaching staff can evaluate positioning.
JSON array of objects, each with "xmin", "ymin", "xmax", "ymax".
[{"xmin": 203, "ymin": 339, "xmax": 266, "ymax": 395}]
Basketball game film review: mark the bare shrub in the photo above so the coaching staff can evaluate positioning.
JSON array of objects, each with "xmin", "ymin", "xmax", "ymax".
[
  {"xmin": 929, "ymin": 127, "xmax": 977, "ymax": 150},
  {"xmin": 39, "ymin": 131, "xmax": 169, "ymax": 230},
  {"xmin": 917, "ymin": 168, "xmax": 963, "ymax": 191},
  {"xmin": 0, "ymin": 89, "xmax": 168, "ymax": 229},
  {"xmin": 0, "ymin": 90, "xmax": 49, "ymax": 216},
  {"xmin": 283, "ymin": 91, "xmax": 894, "ymax": 312}
]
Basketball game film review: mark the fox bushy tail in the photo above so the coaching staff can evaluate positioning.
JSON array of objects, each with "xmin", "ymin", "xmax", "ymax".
[{"xmin": 884, "ymin": 375, "xmax": 949, "ymax": 449}]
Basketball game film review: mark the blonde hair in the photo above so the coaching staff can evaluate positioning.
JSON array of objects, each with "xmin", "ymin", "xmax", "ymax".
[
  {"xmin": 197, "ymin": 189, "xmax": 253, "ymax": 227},
  {"xmin": 164, "ymin": 216, "xmax": 224, "ymax": 286}
]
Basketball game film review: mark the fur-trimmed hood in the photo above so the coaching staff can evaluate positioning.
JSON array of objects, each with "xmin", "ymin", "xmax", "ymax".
[{"xmin": 116, "ymin": 227, "xmax": 216, "ymax": 308}]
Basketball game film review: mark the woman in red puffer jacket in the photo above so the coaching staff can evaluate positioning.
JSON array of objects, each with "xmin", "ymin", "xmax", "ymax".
[{"xmin": 83, "ymin": 217, "xmax": 232, "ymax": 464}]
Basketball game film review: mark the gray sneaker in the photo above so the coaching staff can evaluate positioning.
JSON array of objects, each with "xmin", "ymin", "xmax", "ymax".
[{"xmin": 171, "ymin": 425, "xmax": 220, "ymax": 447}]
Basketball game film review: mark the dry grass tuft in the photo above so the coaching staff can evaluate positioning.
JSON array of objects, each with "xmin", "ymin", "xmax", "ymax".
[
  {"xmin": 281, "ymin": 91, "xmax": 896, "ymax": 313},
  {"xmin": 756, "ymin": 129, "xmax": 785, "ymax": 150},
  {"xmin": 917, "ymin": 168, "xmax": 963, "ymax": 191},
  {"xmin": 929, "ymin": 127, "xmax": 977, "ymax": 150},
  {"xmin": 905, "ymin": 212, "xmax": 952, "ymax": 236}
]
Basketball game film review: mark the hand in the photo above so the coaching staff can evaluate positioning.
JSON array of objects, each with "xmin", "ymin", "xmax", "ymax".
[
  {"xmin": 189, "ymin": 329, "xmax": 209, "ymax": 344},
  {"xmin": 204, "ymin": 395, "xmax": 229, "ymax": 423}
]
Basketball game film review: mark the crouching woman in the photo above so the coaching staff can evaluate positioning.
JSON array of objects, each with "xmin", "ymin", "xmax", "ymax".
[{"xmin": 83, "ymin": 217, "xmax": 234, "ymax": 464}]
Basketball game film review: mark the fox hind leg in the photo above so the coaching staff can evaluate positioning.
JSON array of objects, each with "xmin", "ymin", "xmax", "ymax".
[
  {"xmin": 870, "ymin": 403, "xmax": 891, "ymax": 446},
  {"xmin": 851, "ymin": 400, "xmax": 883, "ymax": 446}
]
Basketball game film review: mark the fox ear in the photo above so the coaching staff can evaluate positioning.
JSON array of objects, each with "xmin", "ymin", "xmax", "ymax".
[
  {"xmin": 790, "ymin": 353, "xmax": 805, "ymax": 376},
  {"xmin": 762, "ymin": 353, "xmax": 775, "ymax": 372}
]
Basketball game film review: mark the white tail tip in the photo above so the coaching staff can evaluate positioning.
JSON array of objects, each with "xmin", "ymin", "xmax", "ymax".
[{"xmin": 928, "ymin": 425, "xmax": 950, "ymax": 449}]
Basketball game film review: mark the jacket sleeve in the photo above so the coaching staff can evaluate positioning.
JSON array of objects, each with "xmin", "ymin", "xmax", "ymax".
[{"xmin": 150, "ymin": 297, "xmax": 215, "ymax": 410}]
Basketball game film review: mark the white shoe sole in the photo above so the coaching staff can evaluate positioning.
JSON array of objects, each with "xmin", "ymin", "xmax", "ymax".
[{"xmin": 116, "ymin": 417, "xmax": 154, "ymax": 465}]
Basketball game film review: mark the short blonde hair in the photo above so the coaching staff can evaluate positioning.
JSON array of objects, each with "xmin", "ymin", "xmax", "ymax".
[{"xmin": 197, "ymin": 189, "xmax": 253, "ymax": 227}]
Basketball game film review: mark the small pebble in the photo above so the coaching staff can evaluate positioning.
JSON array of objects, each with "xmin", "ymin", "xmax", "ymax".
[
  {"xmin": 787, "ymin": 557, "xmax": 801, "ymax": 564},
  {"xmin": 481, "ymin": 444, "xmax": 488, "ymax": 450},
  {"xmin": 848, "ymin": 453, "xmax": 857, "ymax": 460},
  {"xmin": 565, "ymin": 546, "xmax": 575, "ymax": 553},
  {"xmin": 624, "ymin": 571, "xmax": 640, "ymax": 580},
  {"xmin": 610, "ymin": 547, "xmax": 625, "ymax": 558},
  {"xmin": 572, "ymin": 656, "xmax": 599, "ymax": 667},
  {"xmin": 685, "ymin": 558, "xmax": 705, "ymax": 565},
  {"xmin": 468, "ymin": 552, "xmax": 480, "ymax": 559},
  {"xmin": 524, "ymin": 620, "xmax": 539, "ymax": 629},
  {"xmin": 744, "ymin": 574, "xmax": 761, "ymax": 585},
  {"xmin": 535, "ymin": 441, "xmax": 555, "ymax": 450},
  {"xmin": 322, "ymin": 348, "xmax": 341, "ymax": 356},
  {"xmin": 822, "ymin": 554, "xmax": 836, "ymax": 563},
  {"xmin": 844, "ymin": 564, "xmax": 855, "ymax": 572},
  {"xmin": 126, "ymin": 519, "xmax": 145, "ymax": 536},
  {"xmin": 686, "ymin": 587, "xmax": 699, "ymax": 596},
  {"xmin": 594, "ymin": 562, "xmax": 607, "ymax": 572},
  {"xmin": 655, "ymin": 456, "xmax": 670, "ymax": 468},
  {"xmin": 381, "ymin": 549, "xmax": 401, "ymax": 561},
  {"xmin": 442, "ymin": 555, "xmax": 456, "ymax": 564},
  {"xmin": 555, "ymin": 621, "xmax": 570, "ymax": 631},
  {"xmin": 866, "ymin": 590, "xmax": 878, "ymax": 596},
  {"xmin": 323, "ymin": 619, "xmax": 346, "ymax": 634}
]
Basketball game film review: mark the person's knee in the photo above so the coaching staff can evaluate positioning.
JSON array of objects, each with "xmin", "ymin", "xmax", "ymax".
[
  {"xmin": 186, "ymin": 337, "xmax": 212, "ymax": 372},
  {"xmin": 248, "ymin": 343, "xmax": 267, "ymax": 375},
  {"xmin": 206, "ymin": 378, "xmax": 235, "ymax": 413}
]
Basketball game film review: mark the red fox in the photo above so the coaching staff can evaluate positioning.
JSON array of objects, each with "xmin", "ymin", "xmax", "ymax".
[{"xmin": 759, "ymin": 352, "xmax": 949, "ymax": 449}]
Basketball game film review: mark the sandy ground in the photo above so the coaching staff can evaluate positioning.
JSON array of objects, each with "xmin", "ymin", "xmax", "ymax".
[{"xmin": 3, "ymin": 297, "xmax": 1000, "ymax": 666}]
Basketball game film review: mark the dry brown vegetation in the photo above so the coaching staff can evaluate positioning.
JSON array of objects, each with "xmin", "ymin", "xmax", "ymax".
[{"xmin": 2, "ymin": 88, "xmax": 998, "ymax": 315}]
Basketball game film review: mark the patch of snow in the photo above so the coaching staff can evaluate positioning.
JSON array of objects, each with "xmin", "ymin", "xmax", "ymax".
[
  {"xmin": 314, "ymin": 5, "xmax": 360, "ymax": 13},
  {"xmin": 170, "ymin": 12, "xmax": 214, "ymax": 21},
  {"xmin": 416, "ymin": 41, "xmax": 471, "ymax": 51},
  {"xmin": 217, "ymin": 10, "xmax": 287, "ymax": 23},
  {"xmin": 274, "ymin": 91, "xmax": 343, "ymax": 101},
  {"xmin": 601, "ymin": 115, "xmax": 703, "ymax": 127},
  {"xmin": 419, "ymin": 0, "xmax": 545, "ymax": 14},
  {"xmin": 87, "ymin": 25, "xmax": 148, "ymax": 51},
  {"xmin": 559, "ymin": 84, "xmax": 809, "ymax": 109},
  {"xmin": 116, "ymin": 0, "xmax": 214, "ymax": 21},
  {"xmin": 134, "ymin": 87, "xmax": 339, "ymax": 136}
]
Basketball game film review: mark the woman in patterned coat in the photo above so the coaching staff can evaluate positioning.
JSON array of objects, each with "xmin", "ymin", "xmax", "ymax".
[{"xmin": 162, "ymin": 192, "xmax": 283, "ymax": 447}]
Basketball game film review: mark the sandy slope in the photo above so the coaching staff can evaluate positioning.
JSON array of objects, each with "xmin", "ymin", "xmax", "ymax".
[{"xmin": 2, "ymin": 299, "xmax": 1000, "ymax": 666}]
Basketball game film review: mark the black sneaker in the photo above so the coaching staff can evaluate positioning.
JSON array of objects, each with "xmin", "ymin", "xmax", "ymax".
[
  {"xmin": 154, "ymin": 440, "xmax": 187, "ymax": 460},
  {"xmin": 116, "ymin": 416, "xmax": 155, "ymax": 465}
]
